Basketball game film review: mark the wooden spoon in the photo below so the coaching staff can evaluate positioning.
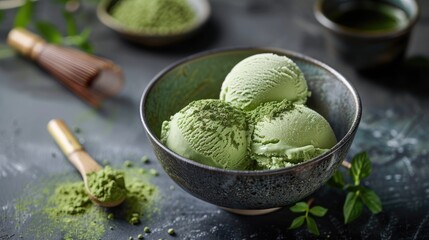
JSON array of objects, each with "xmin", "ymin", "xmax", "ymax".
[{"xmin": 47, "ymin": 119, "xmax": 125, "ymax": 207}]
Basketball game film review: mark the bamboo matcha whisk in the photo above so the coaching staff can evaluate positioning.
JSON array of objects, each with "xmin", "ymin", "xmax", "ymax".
[{"xmin": 7, "ymin": 28, "xmax": 124, "ymax": 107}]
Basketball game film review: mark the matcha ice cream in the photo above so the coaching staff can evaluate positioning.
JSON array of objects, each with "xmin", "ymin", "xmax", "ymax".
[
  {"xmin": 160, "ymin": 53, "xmax": 337, "ymax": 170},
  {"xmin": 220, "ymin": 53, "xmax": 310, "ymax": 111},
  {"xmin": 161, "ymin": 99, "xmax": 249, "ymax": 170},
  {"xmin": 250, "ymin": 100, "xmax": 337, "ymax": 169}
]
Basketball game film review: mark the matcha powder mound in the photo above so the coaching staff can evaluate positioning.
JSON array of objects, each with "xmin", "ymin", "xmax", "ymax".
[
  {"xmin": 86, "ymin": 166, "xmax": 127, "ymax": 203},
  {"xmin": 111, "ymin": 0, "xmax": 196, "ymax": 34},
  {"xmin": 14, "ymin": 168, "xmax": 159, "ymax": 240},
  {"xmin": 48, "ymin": 182, "xmax": 91, "ymax": 215}
]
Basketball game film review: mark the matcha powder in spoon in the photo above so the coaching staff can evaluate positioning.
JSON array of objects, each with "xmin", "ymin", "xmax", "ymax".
[
  {"xmin": 111, "ymin": 0, "xmax": 196, "ymax": 34},
  {"xmin": 86, "ymin": 166, "xmax": 127, "ymax": 203}
]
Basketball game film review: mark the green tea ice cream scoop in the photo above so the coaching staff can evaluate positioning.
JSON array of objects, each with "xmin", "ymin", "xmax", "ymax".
[
  {"xmin": 161, "ymin": 99, "xmax": 250, "ymax": 170},
  {"xmin": 220, "ymin": 53, "xmax": 310, "ymax": 111},
  {"xmin": 250, "ymin": 101, "xmax": 337, "ymax": 169}
]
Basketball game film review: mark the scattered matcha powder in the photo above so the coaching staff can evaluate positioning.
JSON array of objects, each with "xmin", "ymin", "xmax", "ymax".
[
  {"xmin": 86, "ymin": 166, "xmax": 127, "ymax": 203},
  {"xmin": 122, "ymin": 181, "xmax": 157, "ymax": 224},
  {"xmin": 124, "ymin": 160, "xmax": 133, "ymax": 168},
  {"xmin": 44, "ymin": 182, "xmax": 106, "ymax": 240},
  {"xmin": 141, "ymin": 155, "xmax": 150, "ymax": 164},
  {"xmin": 47, "ymin": 182, "xmax": 91, "ymax": 215},
  {"xmin": 74, "ymin": 127, "xmax": 81, "ymax": 133},
  {"xmin": 14, "ymin": 167, "xmax": 159, "ymax": 240},
  {"xmin": 111, "ymin": 0, "xmax": 196, "ymax": 34},
  {"xmin": 150, "ymin": 169, "xmax": 159, "ymax": 176},
  {"xmin": 129, "ymin": 213, "xmax": 140, "ymax": 225}
]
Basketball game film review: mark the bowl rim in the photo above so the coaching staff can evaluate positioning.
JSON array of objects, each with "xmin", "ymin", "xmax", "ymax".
[
  {"xmin": 96, "ymin": 0, "xmax": 211, "ymax": 38},
  {"xmin": 313, "ymin": 0, "xmax": 420, "ymax": 39},
  {"xmin": 140, "ymin": 47, "xmax": 362, "ymax": 176}
]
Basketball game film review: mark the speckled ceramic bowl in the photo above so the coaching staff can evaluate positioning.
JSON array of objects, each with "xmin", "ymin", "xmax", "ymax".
[
  {"xmin": 140, "ymin": 48, "xmax": 361, "ymax": 214},
  {"xmin": 97, "ymin": 0, "xmax": 211, "ymax": 46}
]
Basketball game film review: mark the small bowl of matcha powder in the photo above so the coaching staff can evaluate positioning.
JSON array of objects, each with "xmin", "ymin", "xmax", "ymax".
[{"xmin": 97, "ymin": 0, "xmax": 211, "ymax": 46}]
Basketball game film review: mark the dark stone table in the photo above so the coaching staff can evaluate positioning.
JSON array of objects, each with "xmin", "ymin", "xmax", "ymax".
[{"xmin": 1, "ymin": 0, "xmax": 428, "ymax": 239}]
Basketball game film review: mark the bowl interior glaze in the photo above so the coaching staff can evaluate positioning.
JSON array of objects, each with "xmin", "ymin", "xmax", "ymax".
[{"xmin": 141, "ymin": 48, "xmax": 361, "ymax": 209}]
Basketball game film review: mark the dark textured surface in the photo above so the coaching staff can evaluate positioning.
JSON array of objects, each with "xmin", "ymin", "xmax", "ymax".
[{"xmin": 1, "ymin": 0, "xmax": 429, "ymax": 239}]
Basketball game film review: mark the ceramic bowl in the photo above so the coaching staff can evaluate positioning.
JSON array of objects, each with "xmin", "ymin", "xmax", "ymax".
[
  {"xmin": 140, "ymin": 48, "xmax": 361, "ymax": 214},
  {"xmin": 97, "ymin": 0, "xmax": 211, "ymax": 46},
  {"xmin": 314, "ymin": 0, "xmax": 419, "ymax": 70}
]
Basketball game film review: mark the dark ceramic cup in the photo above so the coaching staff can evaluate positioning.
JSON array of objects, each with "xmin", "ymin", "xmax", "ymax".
[
  {"xmin": 140, "ymin": 48, "xmax": 361, "ymax": 215},
  {"xmin": 314, "ymin": 0, "xmax": 419, "ymax": 70}
]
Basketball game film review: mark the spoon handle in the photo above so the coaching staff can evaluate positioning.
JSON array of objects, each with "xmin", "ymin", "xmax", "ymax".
[
  {"xmin": 47, "ymin": 119, "xmax": 101, "ymax": 175},
  {"xmin": 47, "ymin": 119, "xmax": 82, "ymax": 155}
]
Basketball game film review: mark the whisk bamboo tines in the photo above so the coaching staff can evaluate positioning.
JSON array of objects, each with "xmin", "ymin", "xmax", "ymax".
[{"xmin": 7, "ymin": 28, "xmax": 124, "ymax": 107}]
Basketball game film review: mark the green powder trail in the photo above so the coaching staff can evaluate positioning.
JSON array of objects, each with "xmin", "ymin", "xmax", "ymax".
[
  {"xmin": 47, "ymin": 182, "xmax": 91, "ymax": 215},
  {"xmin": 111, "ymin": 0, "xmax": 196, "ymax": 34},
  {"xmin": 123, "ymin": 181, "xmax": 157, "ymax": 225},
  {"xmin": 14, "ymin": 167, "xmax": 159, "ymax": 240}
]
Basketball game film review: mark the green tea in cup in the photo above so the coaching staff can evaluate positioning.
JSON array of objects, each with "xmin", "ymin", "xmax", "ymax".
[
  {"xmin": 329, "ymin": 2, "xmax": 408, "ymax": 32},
  {"xmin": 314, "ymin": 0, "xmax": 419, "ymax": 70}
]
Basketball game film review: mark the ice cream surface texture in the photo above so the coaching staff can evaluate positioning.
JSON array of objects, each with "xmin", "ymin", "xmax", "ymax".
[
  {"xmin": 161, "ymin": 99, "xmax": 250, "ymax": 170},
  {"xmin": 250, "ymin": 100, "xmax": 337, "ymax": 169},
  {"xmin": 220, "ymin": 53, "xmax": 310, "ymax": 111},
  {"xmin": 160, "ymin": 53, "xmax": 337, "ymax": 170}
]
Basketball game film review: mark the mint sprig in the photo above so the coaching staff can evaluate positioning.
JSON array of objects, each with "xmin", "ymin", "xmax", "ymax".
[
  {"xmin": 350, "ymin": 152, "xmax": 371, "ymax": 185},
  {"xmin": 0, "ymin": 10, "xmax": 5, "ymax": 23},
  {"xmin": 330, "ymin": 152, "xmax": 382, "ymax": 224},
  {"xmin": 13, "ymin": 0, "xmax": 34, "ymax": 28},
  {"xmin": 288, "ymin": 199, "xmax": 327, "ymax": 236},
  {"xmin": 13, "ymin": 0, "xmax": 93, "ymax": 53}
]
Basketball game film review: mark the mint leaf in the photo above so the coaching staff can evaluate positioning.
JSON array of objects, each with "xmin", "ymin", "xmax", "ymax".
[
  {"xmin": 35, "ymin": 21, "xmax": 63, "ymax": 44},
  {"xmin": 290, "ymin": 202, "xmax": 308, "ymax": 213},
  {"xmin": 350, "ymin": 152, "xmax": 371, "ymax": 185},
  {"xmin": 306, "ymin": 216, "xmax": 320, "ymax": 236},
  {"xmin": 346, "ymin": 185, "xmax": 362, "ymax": 193},
  {"xmin": 63, "ymin": 28, "xmax": 93, "ymax": 53},
  {"xmin": 360, "ymin": 187, "xmax": 382, "ymax": 214},
  {"xmin": 80, "ymin": 28, "xmax": 91, "ymax": 38},
  {"xmin": 78, "ymin": 41, "xmax": 93, "ymax": 53},
  {"xmin": 328, "ymin": 170, "xmax": 345, "ymax": 188},
  {"xmin": 344, "ymin": 191, "xmax": 363, "ymax": 224},
  {"xmin": 14, "ymin": 0, "xmax": 35, "ymax": 27},
  {"xmin": 63, "ymin": 11, "xmax": 78, "ymax": 36},
  {"xmin": 288, "ymin": 216, "xmax": 305, "ymax": 230},
  {"xmin": 0, "ymin": 10, "xmax": 4, "ymax": 23},
  {"xmin": 309, "ymin": 206, "xmax": 328, "ymax": 217},
  {"xmin": 55, "ymin": 0, "xmax": 70, "ymax": 4}
]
